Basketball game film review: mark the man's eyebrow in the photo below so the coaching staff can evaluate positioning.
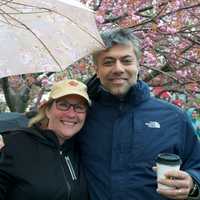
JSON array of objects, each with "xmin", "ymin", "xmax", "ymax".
[
  {"xmin": 103, "ymin": 55, "xmax": 134, "ymax": 59},
  {"xmin": 102, "ymin": 57, "xmax": 116, "ymax": 61},
  {"xmin": 122, "ymin": 55, "xmax": 135, "ymax": 58}
]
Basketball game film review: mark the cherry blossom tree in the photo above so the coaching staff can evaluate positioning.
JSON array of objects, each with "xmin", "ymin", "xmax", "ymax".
[{"xmin": 81, "ymin": 0, "xmax": 200, "ymax": 101}]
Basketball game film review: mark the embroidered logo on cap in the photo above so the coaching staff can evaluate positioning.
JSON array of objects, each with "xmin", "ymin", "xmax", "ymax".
[{"xmin": 68, "ymin": 80, "xmax": 79, "ymax": 87}]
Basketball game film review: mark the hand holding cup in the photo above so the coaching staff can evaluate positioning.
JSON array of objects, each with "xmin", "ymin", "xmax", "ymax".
[{"xmin": 156, "ymin": 153, "xmax": 182, "ymax": 190}]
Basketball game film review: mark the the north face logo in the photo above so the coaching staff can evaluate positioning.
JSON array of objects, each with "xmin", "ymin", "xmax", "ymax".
[{"xmin": 145, "ymin": 121, "xmax": 160, "ymax": 128}]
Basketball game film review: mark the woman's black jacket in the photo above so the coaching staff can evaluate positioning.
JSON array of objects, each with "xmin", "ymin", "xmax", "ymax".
[{"xmin": 0, "ymin": 127, "xmax": 89, "ymax": 200}]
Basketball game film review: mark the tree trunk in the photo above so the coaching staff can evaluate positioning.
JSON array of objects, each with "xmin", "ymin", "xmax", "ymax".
[{"xmin": 1, "ymin": 77, "xmax": 30, "ymax": 113}]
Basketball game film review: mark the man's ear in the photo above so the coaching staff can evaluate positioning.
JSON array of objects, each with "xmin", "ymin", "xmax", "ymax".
[
  {"xmin": 137, "ymin": 64, "xmax": 140, "ymax": 80},
  {"xmin": 94, "ymin": 65, "xmax": 99, "ymax": 78},
  {"xmin": 137, "ymin": 70, "xmax": 140, "ymax": 80}
]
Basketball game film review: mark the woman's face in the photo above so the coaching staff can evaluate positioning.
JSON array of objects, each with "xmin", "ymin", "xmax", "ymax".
[{"xmin": 46, "ymin": 94, "xmax": 87, "ymax": 144}]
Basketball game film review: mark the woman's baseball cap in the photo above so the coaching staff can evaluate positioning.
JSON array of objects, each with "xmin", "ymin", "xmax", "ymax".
[
  {"xmin": 40, "ymin": 79, "xmax": 91, "ymax": 108},
  {"xmin": 47, "ymin": 79, "xmax": 91, "ymax": 105}
]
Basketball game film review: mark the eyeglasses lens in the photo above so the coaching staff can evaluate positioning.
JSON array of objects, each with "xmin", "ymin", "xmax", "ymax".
[{"xmin": 55, "ymin": 100, "xmax": 86, "ymax": 113}]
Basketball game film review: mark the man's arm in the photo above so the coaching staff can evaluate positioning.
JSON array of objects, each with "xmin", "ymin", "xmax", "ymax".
[
  {"xmin": 188, "ymin": 179, "xmax": 200, "ymax": 200},
  {"xmin": 157, "ymin": 113, "xmax": 200, "ymax": 199}
]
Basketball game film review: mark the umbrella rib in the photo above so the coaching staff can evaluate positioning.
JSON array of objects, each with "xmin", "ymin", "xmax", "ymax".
[
  {"xmin": 3, "ymin": 2, "xmax": 26, "ymax": 14},
  {"xmin": 0, "ymin": 10, "xmax": 50, "ymax": 15},
  {"xmin": 52, "ymin": 10, "xmax": 105, "ymax": 47},
  {"xmin": 0, "ymin": 7, "xmax": 64, "ymax": 72},
  {"xmin": 0, "ymin": 1, "xmax": 50, "ymax": 15},
  {"xmin": 0, "ymin": 2, "xmax": 50, "ymax": 27},
  {"xmin": 0, "ymin": 7, "xmax": 30, "ymax": 29},
  {"xmin": 0, "ymin": 0, "xmax": 13, "ymax": 7},
  {"xmin": 0, "ymin": 15, "xmax": 33, "ymax": 30},
  {"xmin": 0, "ymin": 8, "xmax": 11, "ymax": 24},
  {"xmin": 2, "ymin": 5, "xmax": 50, "ymax": 15}
]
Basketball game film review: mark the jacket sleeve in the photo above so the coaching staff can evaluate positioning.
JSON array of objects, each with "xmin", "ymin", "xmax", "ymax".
[
  {"xmin": 181, "ymin": 115, "xmax": 200, "ymax": 199},
  {"xmin": 188, "ymin": 184, "xmax": 200, "ymax": 200},
  {"xmin": 0, "ymin": 135, "xmax": 15, "ymax": 200}
]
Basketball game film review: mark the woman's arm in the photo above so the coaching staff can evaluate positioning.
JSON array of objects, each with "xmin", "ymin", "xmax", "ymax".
[{"xmin": 0, "ymin": 135, "xmax": 15, "ymax": 200}]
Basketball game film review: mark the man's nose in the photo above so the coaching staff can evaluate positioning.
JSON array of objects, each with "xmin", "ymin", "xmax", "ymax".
[{"xmin": 113, "ymin": 60, "xmax": 124, "ymax": 73}]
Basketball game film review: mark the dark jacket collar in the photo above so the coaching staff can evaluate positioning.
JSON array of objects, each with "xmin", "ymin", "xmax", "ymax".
[
  {"xmin": 97, "ymin": 80, "xmax": 150, "ymax": 106},
  {"xmin": 23, "ymin": 126, "xmax": 75, "ymax": 152}
]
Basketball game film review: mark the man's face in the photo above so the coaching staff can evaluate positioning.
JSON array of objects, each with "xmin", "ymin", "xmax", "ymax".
[{"xmin": 95, "ymin": 43, "xmax": 139, "ymax": 97}]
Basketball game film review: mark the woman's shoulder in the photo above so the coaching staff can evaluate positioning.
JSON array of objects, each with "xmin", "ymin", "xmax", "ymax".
[
  {"xmin": 1, "ymin": 128, "xmax": 37, "ymax": 148},
  {"xmin": 0, "ymin": 128, "xmax": 45, "ymax": 158}
]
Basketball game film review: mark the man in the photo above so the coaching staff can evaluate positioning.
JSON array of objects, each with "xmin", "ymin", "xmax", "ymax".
[{"xmin": 79, "ymin": 28, "xmax": 200, "ymax": 199}]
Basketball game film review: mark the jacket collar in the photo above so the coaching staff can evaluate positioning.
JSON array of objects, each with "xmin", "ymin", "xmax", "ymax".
[
  {"xmin": 97, "ymin": 80, "xmax": 150, "ymax": 106},
  {"xmin": 27, "ymin": 126, "xmax": 75, "ymax": 152}
]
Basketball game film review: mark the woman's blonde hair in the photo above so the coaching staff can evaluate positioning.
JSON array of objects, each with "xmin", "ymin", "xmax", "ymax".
[{"xmin": 28, "ymin": 101, "xmax": 53, "ymax": 128}]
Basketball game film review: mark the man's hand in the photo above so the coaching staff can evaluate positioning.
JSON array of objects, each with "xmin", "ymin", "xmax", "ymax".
[
  {"xmin": 157, "ymin": 170, "xmax": 194, "ymax": 199},
  {"xmin": 0, "ymin": 135, "xmax": 4, "ymax": 149}
]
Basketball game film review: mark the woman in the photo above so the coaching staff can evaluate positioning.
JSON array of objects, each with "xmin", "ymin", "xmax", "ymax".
[{"xmin": 0, "ymin": 79, "xmax": 91, "ymax": 200}]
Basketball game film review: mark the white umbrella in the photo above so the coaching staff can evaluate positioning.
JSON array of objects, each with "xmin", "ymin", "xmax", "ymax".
[{"xmin": 0, "ymin": 0, "xmax": 105, "ymax": 78}]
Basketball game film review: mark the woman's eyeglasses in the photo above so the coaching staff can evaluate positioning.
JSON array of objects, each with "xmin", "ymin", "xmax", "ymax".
[{"xmin": 55, "ymin": 100, "xmax": 87, "ymax": 113}]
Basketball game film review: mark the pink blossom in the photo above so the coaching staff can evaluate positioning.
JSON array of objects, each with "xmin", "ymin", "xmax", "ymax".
[
  {"xmin": 176, "ymin": 70, "xmax": 187, "ymax": 78},
  {"xmin": 144, "ymin": 51, "xmax": 157, "ymax": 66},
  {"xmin": 41, "ymin": 78, "xmax": 49, "ymax": 87},
  {"xmin": 96, "ymin": 15, "xmax": 105, "ymax": 24},
  {"xmin": 158, "ymin": 24, "xmax": 167, "ymax": 32},
  {"xmin": 131, "ymin": 13, "xmax": 140, "ymax": 21},
  {"xmin": 142, "ymin": 37, "xmax": 154, "ymax": 48},
  {"xmin": 166, "ymin": 27, "xmax": 177, "ymax": 34},
  {"xmin": 187, "ymin": 51, "xmax": 196, "ymax": 60},
  {"xmin": 178, "ymin": 42, "xmax": 188, "ymax": 49}
]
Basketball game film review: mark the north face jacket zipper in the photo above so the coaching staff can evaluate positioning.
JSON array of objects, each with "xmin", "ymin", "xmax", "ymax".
[{"xmin": 59, "ymin": 150, "xmax": 72, "ymax": 200}]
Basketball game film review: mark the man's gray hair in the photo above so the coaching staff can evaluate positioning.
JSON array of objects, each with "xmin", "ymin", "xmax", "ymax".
[{"xmin": 93, "ymin": 28, "xmax": 141, "ymax": 65}]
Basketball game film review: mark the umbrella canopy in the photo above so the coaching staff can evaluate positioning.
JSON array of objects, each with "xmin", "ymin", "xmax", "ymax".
[{"xmin": 0, "ymin": 0, "xmax": 105, "ymax": 78}]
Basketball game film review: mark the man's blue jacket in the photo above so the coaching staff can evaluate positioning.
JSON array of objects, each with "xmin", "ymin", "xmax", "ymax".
[{"xmin": 79, "ymin": 80, "xmax": 200, "ymax": 200}]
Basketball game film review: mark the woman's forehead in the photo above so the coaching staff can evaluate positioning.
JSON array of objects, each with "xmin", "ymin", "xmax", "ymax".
[{"xmin": 56, "ymin": 95, "xmax": 86, "ymax": 103}]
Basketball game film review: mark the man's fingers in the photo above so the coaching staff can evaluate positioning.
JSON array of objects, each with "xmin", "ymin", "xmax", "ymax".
[
  {"xmin": 157, "ymin": 170, "xmax": 194, "ymax": 199},
  {"xmin": 158, "ymin": 178, "xmax": 189, "ymax": 189},
  {"xmin": 0, "ymin": 135, "xmax": 5, "ymax": 149},
  {"xmin": 157, "ymin": 187, "xmax": 189, "ymax": 199},
  {"xmin": 165, "ymin": 170, "xmax": 188, "ymax": 179}
]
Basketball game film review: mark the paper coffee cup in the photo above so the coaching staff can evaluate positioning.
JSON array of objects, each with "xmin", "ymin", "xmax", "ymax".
[{"xmin": 156, "ymin": 153, "xmax": 182, "ymax": 190}]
